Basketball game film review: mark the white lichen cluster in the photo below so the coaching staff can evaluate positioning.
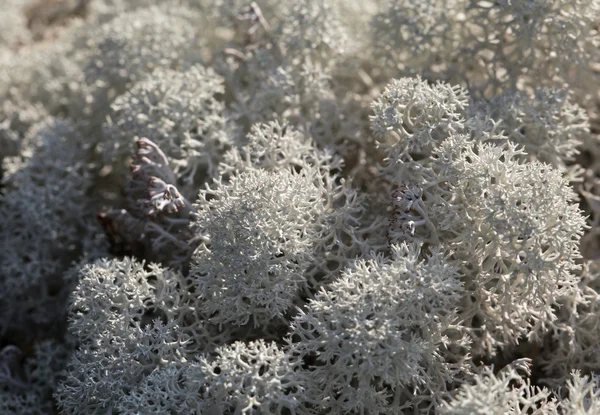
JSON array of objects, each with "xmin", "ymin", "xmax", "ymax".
[{"xmin": 0, "ymin": 0, "xmax": 599, "ymax": 414}]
